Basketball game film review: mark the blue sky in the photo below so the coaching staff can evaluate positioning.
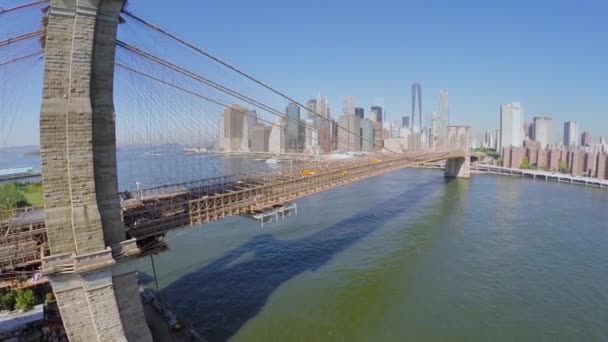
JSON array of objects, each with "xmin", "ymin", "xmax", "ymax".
[
  {"xmin": 1, "ymin": 0, "xmax": 607, "ymax": 146},
  {"xmin": 127, "ymin": 0, "xmax": 608, "ymax": 141}
]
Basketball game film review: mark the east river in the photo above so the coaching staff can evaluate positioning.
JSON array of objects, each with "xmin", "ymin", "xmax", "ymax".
[{"xmin": 2, "ymin": 146, "xmax": 608, "ymax": 341}]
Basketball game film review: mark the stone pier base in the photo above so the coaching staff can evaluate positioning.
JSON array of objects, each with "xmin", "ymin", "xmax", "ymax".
[
  {"xmin": 44, "ymin": 250, "xmax": 152, "ymax": 342},
  {"xmin": 445, "ymin": 156, "xmax": 471, "ymax": 178}
]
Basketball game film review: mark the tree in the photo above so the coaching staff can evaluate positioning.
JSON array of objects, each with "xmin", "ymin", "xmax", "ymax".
[
  {"xmin": 558, "ymin": 160, "xmax": 570, "ymax": 174},
  {"xmin": 0, "ymin": 291, "xmax": 16, "ymax": 311},
  {"xmin": 520, "ymin": 157, "xmax": 536, "ymax": 170},
  {"xmin": 14, "ymin": 289, "xmax": 35, "ymax": 312},
  {"xmin": 0, "ymin": 183, "xmax": 28, "ymax": 210}
]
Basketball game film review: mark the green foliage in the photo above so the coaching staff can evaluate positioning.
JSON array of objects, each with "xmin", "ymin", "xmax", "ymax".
[
  {"xmin": 0, "ymin": 183, "xmax": 28, "ymax": 211},
  {"xmin": 0, "ymin": 291, "xmax": 16, "ymax": 311},
  {"xmin": 475, "ymin": 147, "xmax": 500, "ymax": 159},
  {"xmin": 558, "ymin": 160, "xmax": 570, "ymax": 174},
  {"xmin": 520, "ymin": 157, "xmax": 537, "ymax": 170},
  {"xmin": 0, "ymin": 182, "xmax": 43, "ymax": 213},
  {"xmin": 14, "ymin": 289, "xmax": 35, "ymax": 312}
]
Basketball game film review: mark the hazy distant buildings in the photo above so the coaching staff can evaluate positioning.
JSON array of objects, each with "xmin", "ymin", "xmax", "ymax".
[
  {"xmin": 371, "ymin": 106, "xmax": 383, "ymax": 123},
  {"xmin": 251, "ymin": 125, "xmax": 272, "ymax": 152},
  {"xmin": 342, "ymin": 96, "xmax": 356, "ymax": 116},
  {"xmin": 581, "ymin": 131, "xmax": 592, "ymax": 147},
  {"xmin": 316, "ymin": 94, "xmax": 329, "ymax": 119},
  {"xmin": 482, "ymin": 130, "xmax": 498, "ymax": 150},
  {"xmin": 268, "ymin": 120, "xmax": 284, "ymax": 153},
  {"xmin": 361, "ymin": 119, "xmax": 375, "ymax": 152},
  {"xmin": 500, "ymin": 102, "xmax": 524, "ymax": 152},
  {"xmin": 355, "ymin": 107, "xmax": 364, "ymax": 120},
  {"xmin": 222, "ymin": 104, "xmax": 256, "ymax": 152},
  {"xmin": 285, "ymin": 102, "xmax": 301, "ymax": 152},
  {"xmin": 411, "ymin": 82, "xmax": 422, "ymax": 132},
  {"xmin": 337, "ymin": 115, "xmax": 362, "ymax": 151},
  {"xmin": 533, "ymin": 116, "xmax": 552, "ymax": 148},
  {"xmin": 564, "ymin": 121, "xmax": 579, "ymax": 147},
  {"xmin": 435, "ymin": 89, "xmax": 450, "ymax": 149},
  {"xmin": 402, "ymin": 116, "xmax": 410, "ymax": 128},
  {"xmin": 306, "ymin": 99, "xmax": 317, "ymax": 120}
]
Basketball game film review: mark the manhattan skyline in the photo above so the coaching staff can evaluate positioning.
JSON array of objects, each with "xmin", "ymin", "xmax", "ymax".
[{"xmin": 1, "ymin": 0, "xmax": 607, "ymax": 147}]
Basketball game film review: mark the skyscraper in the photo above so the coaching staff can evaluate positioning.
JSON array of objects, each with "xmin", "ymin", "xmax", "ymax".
[
  {"xmin": 402, "ymin": 116, "xmax": 410, "ymax": 128},
  {"xmin": 337, "ymin": 115, "xmax": 362, "ymax": 151},
  {"xmin": 223, "ymin": 104, "xmax": 252, "ymax": 152},
  {"xmin": 306, "ymin": 99, "xmax": 317, "ymax": 120},
  {"xmin": 581, "ymin": 131, "xmax": 592, "ymax": 146},
  {"xmin": 371, "ymin": 106, "xmax": 383, "ymax": 123},
  {"xmin": 354, "ymin": 107, "xmax": 364, "ymax": 119},
  {"xmin": 285, "ymin": 102, "xmax": 301, "ymax": 152},
  {"xmin": 411, "ymin": 82, "xmax": 422, "ymax": 132},
  {"xmin": 342, "ymin": 96, "xmax": 356, "ymax": 116},
  {"xmin": 436, "ymin": 89, "xmax": 449, "ymax": 149},
  {"xmin": 499, "ymin": 102, "xmax": 524, "ymax": 152},
  {"xmin": 563, "ymin": 121, "xmax": 579, "ymax": 147},
  {"xmin": 316, "ymin": 94, "xmax": 329, "ymax": 119},
  {"xmin": 533, "ymin": 117, "xmax": 552, "ymax": 148}
]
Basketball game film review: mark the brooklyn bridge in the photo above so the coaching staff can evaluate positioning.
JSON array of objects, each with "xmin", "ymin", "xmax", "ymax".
[{"xmin": 1, "ymin": 1, "xmax": 471, "ymax": 341}]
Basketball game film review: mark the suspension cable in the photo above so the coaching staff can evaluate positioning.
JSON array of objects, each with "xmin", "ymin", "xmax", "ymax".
[
  {"xmin": 0, "ymin": 30, "xmax": 45, "ymax": 47},
  {"xmin": 116, "ymin": 41, "xmax": 393, "ymax": 154},
  {"xmin": 121, "ymin": 10, "xmax": 398, "ymax": 154},
  {"xmin": 0, "ymin": 50, "xmax": 43, "ymax": 67},
  {"xmin": 115, "ymin": 62, "xmax": 373, "ymax": 154},
  {"xmin": 0, "ymin": 0, "xmax": 48, "ymax": 15}
]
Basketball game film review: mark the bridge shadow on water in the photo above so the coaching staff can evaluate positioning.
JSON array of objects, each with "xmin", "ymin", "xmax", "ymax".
[{"xmin": 161, "ymin": 178, "xmax": 453, "ymax": 342}]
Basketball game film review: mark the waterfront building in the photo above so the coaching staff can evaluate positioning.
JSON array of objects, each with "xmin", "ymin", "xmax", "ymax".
[
  {"xmin": 502, "ymin": 145, "xmax": 608, "ymax": 180},
  {"xmin": 223, "ymin": 104, "xmax": 256, "ymax": 152},
  {"xmin": 533, "ymin": 116, "xmax": 552, "ymax": 148},
  {"xmin": 499, "ymin": 102, "xmax": 524, "ymax": 152},
  {"xmin": 268, "ymin": 120, "xmax": 284, "ymax": 153},
  {"xmin": 251, "ymin": 125, "xmax": 272, "ymax": 152}
]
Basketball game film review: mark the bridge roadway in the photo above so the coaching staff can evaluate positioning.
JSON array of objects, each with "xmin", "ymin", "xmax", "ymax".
[{"xmin": 0, "ymin": 151, "xmax": 465, "ymax": 276}]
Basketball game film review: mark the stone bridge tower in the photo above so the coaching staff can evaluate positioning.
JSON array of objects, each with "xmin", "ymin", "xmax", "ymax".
[
  {"xmin": 39, "ymin": 0, "xmax": 152, "ymax": 341},
  {"xmin": 444, "ymin": 126, "xmax": 472, "ymax": 178}
]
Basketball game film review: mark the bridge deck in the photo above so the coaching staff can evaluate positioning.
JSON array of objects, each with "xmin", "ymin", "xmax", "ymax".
[{"xmin": 1, "ymin": 151, "xmax": 465, "ymax": 277}]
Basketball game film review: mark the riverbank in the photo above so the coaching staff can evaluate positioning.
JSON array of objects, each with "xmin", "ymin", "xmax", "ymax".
[{"xmin": 472, "ymin": 163, "xmax": 608, "ymax": 189}]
